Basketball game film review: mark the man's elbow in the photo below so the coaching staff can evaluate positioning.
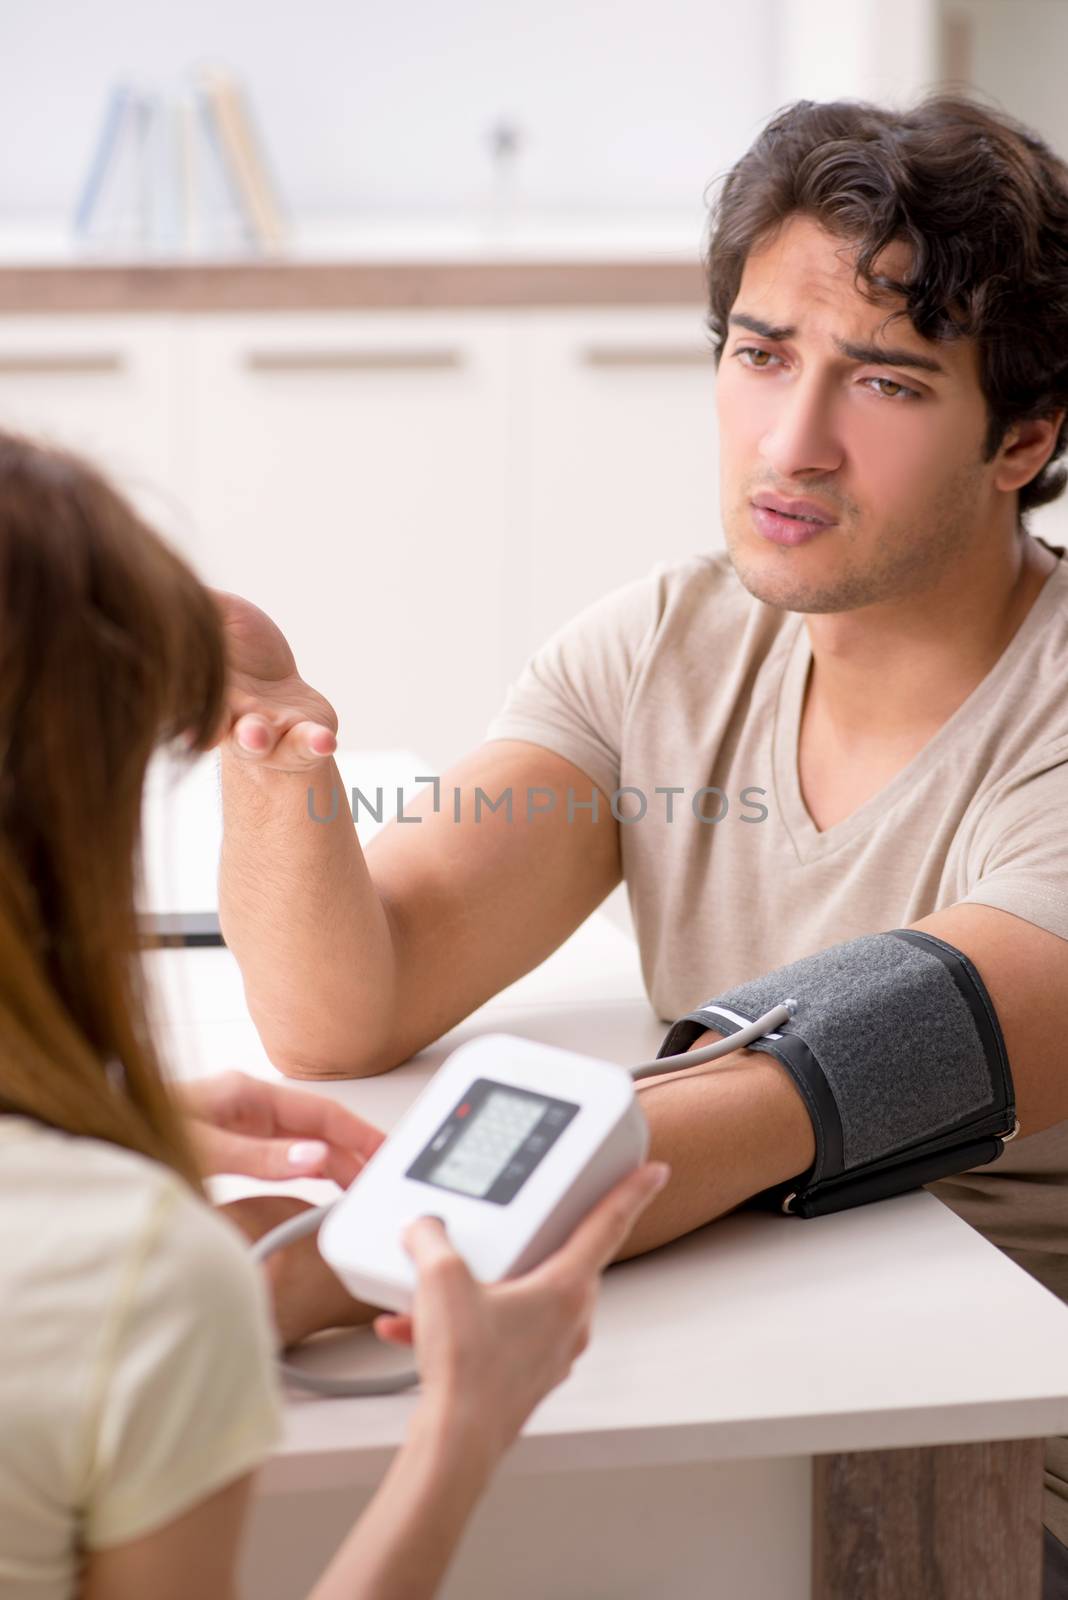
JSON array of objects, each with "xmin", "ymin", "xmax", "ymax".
[
  {"xmin": 260, "ymin": 1013, "xmax": 405, "ymax": 1080},
  {"xmin": 268, "ymin": 1044, "xmax": 403, "ymax": 1081}
]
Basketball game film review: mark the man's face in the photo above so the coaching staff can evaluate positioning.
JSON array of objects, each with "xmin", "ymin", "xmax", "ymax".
[{"xmin": 716, "ymin": 213, "xmax": 996, "ymax": 613}]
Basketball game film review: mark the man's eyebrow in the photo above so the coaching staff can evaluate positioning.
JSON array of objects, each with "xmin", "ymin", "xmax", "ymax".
[
  {"xmin": 727, "ymin": 312, "xmax": 946, "ymax": 376},
  {"xmin": 835, "ymin": 338, "xmax": 945, "ymax": 376},
  {"xmin": 729, "ymin": 312, "xmax": 795, "ymax": 341}
]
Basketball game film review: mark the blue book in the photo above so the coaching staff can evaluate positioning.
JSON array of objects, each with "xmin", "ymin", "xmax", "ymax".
[{"xmin": 74, "ymin": 83, "xmax": 133, "ymax": 236}]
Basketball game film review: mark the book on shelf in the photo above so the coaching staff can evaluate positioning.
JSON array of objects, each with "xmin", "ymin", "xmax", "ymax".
[
  {"xmin": 74, "ymin": 84, "xmax": 153, "ymax": 248},
  {"xmin": 72, "ymin": 68, "xmax": 288, "ymax": 257},
  {"xmin": 196, "ymin": 64, "xmax": 288, "ymax": 253}
]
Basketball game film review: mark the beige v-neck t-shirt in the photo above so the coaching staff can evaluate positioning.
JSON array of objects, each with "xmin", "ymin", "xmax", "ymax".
[{"xmin": 485, "ymin": 539, "xmax": 1068, "ymax": 1538}]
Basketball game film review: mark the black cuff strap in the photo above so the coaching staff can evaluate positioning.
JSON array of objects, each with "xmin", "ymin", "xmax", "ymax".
[{"xmin": 656, "ymin": 929, "xmax": 1017, "ymax": 1219}]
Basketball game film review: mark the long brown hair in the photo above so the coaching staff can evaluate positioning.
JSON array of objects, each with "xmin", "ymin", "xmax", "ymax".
[
  {"xmin": 0, "ymin": 432, "xmax": 226, "ymax": 1188},
  {"xmin": 705, "ymin": 94, "xmax": 1068, "ymax": 517}
]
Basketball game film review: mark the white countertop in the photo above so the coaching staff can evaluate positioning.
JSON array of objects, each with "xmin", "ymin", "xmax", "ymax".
[
  {"xmin": 0, "ymin": 212, "xmax": 707, "ymax": 268},
  {"xmin": 154, "ymin": 899, "xmax": 1068, "ymax": 1496}
]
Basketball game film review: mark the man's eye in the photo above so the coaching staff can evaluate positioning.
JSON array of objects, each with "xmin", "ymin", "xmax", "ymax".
[
  {"xmin": 866, "ymin": 376, "xmax": 919, "ymax": 401},
  {"xmin": 736, "ymin": 346, "xmax": 780, "ymax": 370}
]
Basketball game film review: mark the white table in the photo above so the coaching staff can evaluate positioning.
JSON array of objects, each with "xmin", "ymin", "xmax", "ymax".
[{"xmin": 152, "ymin": 906, "xmax": 1068, "ymax": 1600}]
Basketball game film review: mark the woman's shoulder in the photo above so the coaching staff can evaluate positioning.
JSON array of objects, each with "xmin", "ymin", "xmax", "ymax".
[
  {"xmin": 0, "ymin": 1115, "xmax": 282, "ymax": 1552},
  {"xmin": 0, "ymin": 1113, "xmax": 268, "ymax": 1328}
]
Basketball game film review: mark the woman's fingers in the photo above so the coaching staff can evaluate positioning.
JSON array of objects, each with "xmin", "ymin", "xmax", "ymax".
[
  {"xmin": 402, "ymin": 1216, "xmax": 482, "ymax": 1317},
  {"xmin": 402, "ymin": 1215, "xmax": 459, "ymax": 1270},
  {"xmin": 257, "ymin": 1080, "xmax": 387, "ymax": 1167},
  {"xmin": 181, "ymin": 1072, "xmax": 386, "ymax": 1171},
  {"xmin": 195, "ymin": 1128, "xmax": 373, "ymax": 1185},
  {"xmin": 192, "ymin": 1126, "xmax": 336, "ymax": 1181}
]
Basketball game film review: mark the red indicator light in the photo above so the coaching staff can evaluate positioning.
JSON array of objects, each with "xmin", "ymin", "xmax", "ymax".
[{"xmin": 456, "ymin": 1103, "xmax": 471, "ymax": 1118}]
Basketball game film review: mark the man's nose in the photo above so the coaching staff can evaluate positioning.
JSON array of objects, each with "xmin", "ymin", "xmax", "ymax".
[{"xmin": 759, "ymin": 376, "xmax": 843, "ymax": 478}]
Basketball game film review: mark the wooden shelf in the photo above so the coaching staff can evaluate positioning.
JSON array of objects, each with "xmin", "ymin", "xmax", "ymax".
[{"xmin": 0, "ymin": 257, "xmax": 706, "ymax": 313}]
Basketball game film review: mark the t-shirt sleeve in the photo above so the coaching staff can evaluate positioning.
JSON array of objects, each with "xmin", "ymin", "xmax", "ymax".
[
  {"xmin": 483, "ymin": 568, "xmax": 662, "ymax": 800},
  {"xmin": 83, "ymin": 1180, "xmax": 283, "ymax": 1548},
  {"xmin": 957, "ymin": 738, "xmax": 1068, "ymax": 942}
]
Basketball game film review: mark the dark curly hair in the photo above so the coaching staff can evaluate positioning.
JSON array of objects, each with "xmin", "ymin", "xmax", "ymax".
[{"xmin": 705, "ymin": 95, "xmax": 1068, "ymax": 517}]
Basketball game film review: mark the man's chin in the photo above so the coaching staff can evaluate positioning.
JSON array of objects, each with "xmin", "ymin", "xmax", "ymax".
[{"xmin": 724, "ymin": 543, "xmax": 859, "ymax": 615}]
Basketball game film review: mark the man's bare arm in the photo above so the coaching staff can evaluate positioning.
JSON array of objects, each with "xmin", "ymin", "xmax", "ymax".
[
  {"xmin": 220, "ymin": 741, "xmax": 620, "ymax": 1078},
  {"xmin": 214, "ymin": 591, "xmax": 621, "ymax": 1079},
  {"xmin": 618, "ymin": 899, "xmax": 1068, "ymax": 1262},
  {"xmin": 249, "ymin": 902, "xmax": 1068, "ymax": 1337},
  {"xmin": 614, "ymin": 1046, "xmax": 817, "ymax": 1260},
  {"xmin": 221, "ymin": 752, "xmax": 397, "ymax": 1077},
  {"xmin": 908, "ymin": 902, "xmax": 1068, "ymax": 1139}
]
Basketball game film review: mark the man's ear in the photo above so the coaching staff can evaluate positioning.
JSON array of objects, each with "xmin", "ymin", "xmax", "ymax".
[{"xmin": 993, "ymin": 409, "xmax": 1066, "ymax": 493}]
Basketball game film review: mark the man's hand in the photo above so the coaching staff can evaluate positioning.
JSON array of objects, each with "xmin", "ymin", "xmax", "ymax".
[
  {"xmin": 223, "ymin": 1191, "xmax": 380, "ymax": 1348},
  {"xmin": 176, "ymin": 1070, "xmax": 386, "ymax": 1185},
  {"xmin": 210, "ymin": 589, "xmax": 339, "ymax": 771}
]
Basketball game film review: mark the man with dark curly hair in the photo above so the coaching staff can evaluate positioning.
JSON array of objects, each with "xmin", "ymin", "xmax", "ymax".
[{"xmin": 217, "ymin": 97, "xmax": 1068, "ymax": 1593}]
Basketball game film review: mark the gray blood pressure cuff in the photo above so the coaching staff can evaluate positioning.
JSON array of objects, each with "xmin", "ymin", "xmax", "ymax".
[{"xmin": 656, "ymin": 929, "xmax": 1017, "ymax": 1218}]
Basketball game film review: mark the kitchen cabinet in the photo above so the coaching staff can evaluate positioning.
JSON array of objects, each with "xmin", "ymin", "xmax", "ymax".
[
  {"xmin": 0, "ymin": 301, "xmax": 719, "ymax": 768},
  {"xmin": 0, "ymin": 315, "xmax": 185, "ymax": 540}
]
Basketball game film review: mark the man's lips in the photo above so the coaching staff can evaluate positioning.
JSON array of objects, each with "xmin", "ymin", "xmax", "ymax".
[
  {"xmin": 751, "ymin": 492, "xmax": 837, "ymax": 525},
  {"xmin": 749, "ymin": 494, "xmax": 837, "ymax": 547}
]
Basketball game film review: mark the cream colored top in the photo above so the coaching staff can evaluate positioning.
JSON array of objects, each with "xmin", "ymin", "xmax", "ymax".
[
  {"xmin": 0, "ymin": 1116, "xmax": 282, "ymax": 1597},
  {"xmin": 485, "ymin": 540, "xmax": 1068, "ymax": 1539}
]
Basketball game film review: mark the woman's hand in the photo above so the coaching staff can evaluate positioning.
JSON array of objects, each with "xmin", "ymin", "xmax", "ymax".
[
  {"xmin": 177, "ymin": 1070, "xmax": 386, "ymax": 1186},
  {"xmin": 209, "ymin": 589, "xmax": 340, "ymax": 770},
  {"xmin": 375, "ymin": 1160, "xmax": 671, "ymax": 1468}
]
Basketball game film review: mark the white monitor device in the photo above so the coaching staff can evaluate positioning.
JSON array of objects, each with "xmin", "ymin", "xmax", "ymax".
[{"xmin": 318, "ymin": 1033, "xmax": 650, "ymax": 1313}]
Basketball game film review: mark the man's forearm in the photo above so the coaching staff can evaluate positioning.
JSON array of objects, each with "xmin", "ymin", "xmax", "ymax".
[
  {"xmin": 615, "ymin": 1044, "xmax": 816, "ymax": 1261},
  {"xmin": 219, "ymin": 754, "xmax": 399, "ymax": 1077}
]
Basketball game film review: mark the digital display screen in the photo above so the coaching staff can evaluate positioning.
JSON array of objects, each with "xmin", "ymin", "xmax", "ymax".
[
  {"xmin": 428, "ymin": 1088, "xmax": 548, "ymax": 1198},
  {"xmin": 407, "ymin": 1077, "xmax": 580, "ymax": 1206}
]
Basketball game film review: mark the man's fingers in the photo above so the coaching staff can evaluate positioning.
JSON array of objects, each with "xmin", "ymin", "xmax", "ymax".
[
  {"xmin": 232, "ymin": 713, "xmax": 275, "ymax": 755},
  {"xmin": 544, "ymin": 1162, "xmax": 671, "ymax": 1281},
  {"xmin": 374, "ymin": 1313, "xmax": 414, "ymax": 1347},
  {"xmin": 228, "ymin": 713, "xmax": 336, "ymax": 769},
  {"xmin": 271, "ymin": 720, "xmax": 338, "ymax": 765}
]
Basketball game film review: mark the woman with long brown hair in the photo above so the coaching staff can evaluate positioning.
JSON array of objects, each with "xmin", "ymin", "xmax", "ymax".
[{"xmin": 0, "ymin": 431, "xmax": 667, "ymax": 1599}]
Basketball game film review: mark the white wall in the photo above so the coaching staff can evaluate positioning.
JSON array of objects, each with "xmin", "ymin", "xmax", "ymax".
[
  {"xmin": 1, "ymin": 0, "xmax": 781, "ymax": 221},
  {"xmin": 945, "ymin": 0, "xmax": 1068, "ymax": 551},
  {"xmin": 951, "ymin": 0, "xmax": 1068, "ymax": 149},
  {"xmin": 780, "ymin": 0, "xmax": 941, "ymax": 105}
]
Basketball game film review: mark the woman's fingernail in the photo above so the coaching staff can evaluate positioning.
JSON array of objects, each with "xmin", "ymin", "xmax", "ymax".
[
  {"xmin": 649, "ymin": 1162, "xmax": 671, "ymax": 1190},
  {"xmin": 287, "ymin": 1140, "xmax": 329, "ymax": 1167}
]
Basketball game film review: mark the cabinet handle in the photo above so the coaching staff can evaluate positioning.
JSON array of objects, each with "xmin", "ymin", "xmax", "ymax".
[
  {"xmin": 580, "ymin": 345, "xmax": 711, "ymax": 368},
  {"xmin": 244, "ymin": 349, "xmax": 463, "ymax": 373},
  {"xmin": 0, "ymin": 352, "xmax": 124, "ymax": 375}
]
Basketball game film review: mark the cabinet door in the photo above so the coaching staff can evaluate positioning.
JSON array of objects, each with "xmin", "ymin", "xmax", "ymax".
[
  {"xmin": 186, "ymin": 313, "xmax": 511, "ymax": 770},
  {"xmin": 0, "ymin": 315, "xmax": 184, "ymax": 540},
  {"xmin": 507, "ymin": 306, "xmax": 720, "ymax": 674}
]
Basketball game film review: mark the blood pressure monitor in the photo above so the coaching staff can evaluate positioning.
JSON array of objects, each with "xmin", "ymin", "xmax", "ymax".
[
  {"xmin": 252, "ymin": 1003, "xmax": 791, "ymax": 1395},
  {"xmin": 317, "ymin": 1033, "xmax": 649, "ymax": 1314}
]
